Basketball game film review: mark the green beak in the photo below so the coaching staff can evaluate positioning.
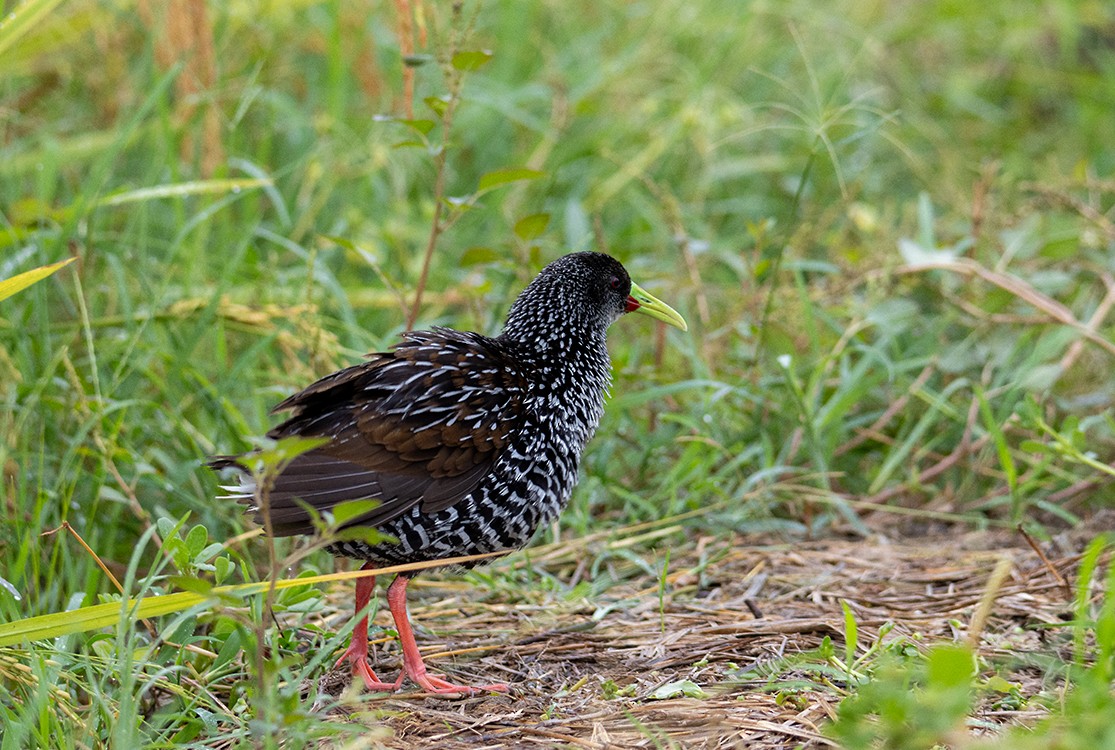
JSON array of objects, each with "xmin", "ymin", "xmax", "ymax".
[{"xmin": 626, "ymin": 282, "xmax": 688, "ymax": 332}]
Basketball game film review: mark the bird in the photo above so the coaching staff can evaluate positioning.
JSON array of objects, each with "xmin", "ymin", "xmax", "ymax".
[{"xmin": 209, "ymin": 251, "xmax": 687, "ymax": 695}]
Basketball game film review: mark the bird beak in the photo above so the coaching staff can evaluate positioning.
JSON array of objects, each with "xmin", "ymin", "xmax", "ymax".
[{"xmin": 626, "ymin": 282, "xmax": 688, "ymax": 331}]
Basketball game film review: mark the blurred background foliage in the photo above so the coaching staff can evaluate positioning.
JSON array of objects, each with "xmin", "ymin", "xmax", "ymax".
[
  {"xmin": 1, "ymin": 0, "xmax": 1114, "ymax": 744},
  {"xmin": 3, "ymin": 0, "xmax": 1114, "ymax": 606}
]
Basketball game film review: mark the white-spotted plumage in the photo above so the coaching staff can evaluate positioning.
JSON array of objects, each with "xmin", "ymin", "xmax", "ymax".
[
  {"xmin": 207, "ymin": 251, "xmax": 688, "ymax": 696},
  {"xmin": 211, "ymin": 252, "xmax": 650, "ymax": 568}
]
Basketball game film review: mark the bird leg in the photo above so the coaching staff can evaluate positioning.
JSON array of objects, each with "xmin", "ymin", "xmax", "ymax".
[
  {"xmin": 333, "ymin": 563, "xmax": 401, "ymax": 691},
  {"xmin": 385, "ymin": 574, "xmax": 509, "ymax": 695}
]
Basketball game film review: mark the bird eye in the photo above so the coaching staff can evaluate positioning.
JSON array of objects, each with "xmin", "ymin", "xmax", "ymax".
[{"xmin": 609, "ymin": 276, "xmax": 622, "ymax": 290}]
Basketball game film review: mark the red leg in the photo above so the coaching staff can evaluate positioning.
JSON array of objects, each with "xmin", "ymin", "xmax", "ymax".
[
  {"xmin": 385, "ymin": 575, "xmax": 509, "ymax": 695},
  {"xmin": 333, "ymin": 563, "xmax": 400, "ymax": 691}
]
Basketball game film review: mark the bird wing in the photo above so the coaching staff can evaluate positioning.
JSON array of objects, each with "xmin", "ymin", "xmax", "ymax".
[{"xmin": 241, "ymin": 328, "xmax": 531, "ymax": 537}]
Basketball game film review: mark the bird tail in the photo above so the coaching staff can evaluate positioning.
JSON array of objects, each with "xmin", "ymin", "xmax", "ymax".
[{"xmin": 206, "ymin": 455, "xmax": 257, "ymax": 502}]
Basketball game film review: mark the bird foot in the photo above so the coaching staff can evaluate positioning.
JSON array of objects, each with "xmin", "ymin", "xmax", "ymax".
[
  {"xmin": 334, "ymin": 649, "xmax": 401, "ymax": 692},
  {"xmin": 354, "ymin": 661, "xmax": 405, "ymax": 693},
  {"xmin": 410, "ymin": 669, "xmax": 509, "ymax": 696}
]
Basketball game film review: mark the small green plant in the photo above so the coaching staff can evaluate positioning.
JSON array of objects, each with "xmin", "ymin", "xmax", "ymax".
[
  {"xmin": 156, "ymin": 517, "xmax": 236, "ymax": 585},
  {"xmin": 827, "ymin": 644, "xmax": 977, "ymax": 750},
  {"xmin": 980, "ymin": 536, "xmax": 1115, "ymax": 750},
  {"xmin": 732, "ymin": 603, "xmax": 903, "ymax": 698},
  {"xmin": 601, "ymin": 678, "xmax": 637, "ymax": 699}
]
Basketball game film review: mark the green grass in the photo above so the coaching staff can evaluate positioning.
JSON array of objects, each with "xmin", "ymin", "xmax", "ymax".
[{"xmin": 2, "ymin": 0, "xmax": 1114, "ymax": 746}]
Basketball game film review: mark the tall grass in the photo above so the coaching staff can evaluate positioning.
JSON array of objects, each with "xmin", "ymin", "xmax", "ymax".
[{"xmin": 1, "ymin": 0, "xmax": 1113, "ymax": 745}]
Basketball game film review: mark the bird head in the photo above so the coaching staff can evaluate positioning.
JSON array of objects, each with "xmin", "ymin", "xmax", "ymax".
[{"xmin": 502, "ymin": 252, "xmax": 687, "ymax": 341}]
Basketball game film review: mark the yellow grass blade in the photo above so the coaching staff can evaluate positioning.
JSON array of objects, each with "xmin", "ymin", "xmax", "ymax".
[
  {"xmin": 0, "ymin": 0, "xmax": 67, "ymax": 60},
  {"xmin": 0, "ymin": 257, "xmax": 76, "ymax": 302},
  {"xmin": 0, "ymin": 552, "xmax": 500, "ymax": 647}
]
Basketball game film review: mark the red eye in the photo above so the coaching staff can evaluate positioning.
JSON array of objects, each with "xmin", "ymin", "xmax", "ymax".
[{"xmin": 609, "ymin": 276, "xmax": 622, "ymax": 290}]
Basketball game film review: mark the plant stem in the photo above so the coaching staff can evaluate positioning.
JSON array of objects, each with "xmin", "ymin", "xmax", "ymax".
[{"xmin": 405, "ymin": 11, "xmax": 467, "ymax": 331}]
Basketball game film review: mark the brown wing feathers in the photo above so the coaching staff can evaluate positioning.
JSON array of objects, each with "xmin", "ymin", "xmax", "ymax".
[{"xmin": 223, "ymin": 329, "xmax": 528, "ymax": 537}]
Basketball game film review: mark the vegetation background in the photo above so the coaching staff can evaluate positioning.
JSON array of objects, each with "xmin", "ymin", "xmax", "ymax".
[{"xmin": 1, "ymin": 0, "xmax": 1113, "ymax": 747}]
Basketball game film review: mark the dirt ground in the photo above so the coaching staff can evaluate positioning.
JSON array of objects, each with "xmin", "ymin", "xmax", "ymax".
[{"xmin": 307, "ymin": 517, "xmax": 1105, "ymax": 749}]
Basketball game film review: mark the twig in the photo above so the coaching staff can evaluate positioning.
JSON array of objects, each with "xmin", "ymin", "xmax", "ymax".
[
  {"xmin": 898, "ymin": 258, "xmax": 1115, "ymax": 358},
  {"xmin": 41, "ymin": 522, "xmax": 217, "ymax": 659},
  {"xmin": 859, "ymin": 432, "xmax": 993, "ymax": 507},
  {"xmin": 1025, "ymin": 183, "xmax": 1115, "ymax": 241},
  {"xmin": 60, "ymin": 348, "xmax": 160, "ymax": 544},
  {"xmin": 1017, "ymin": 524, "xmax": 1073, "ymax": 599},
  {"xmin": 969, "ymin": 160, "xmax": 998, "ymax": 246},
  {"xmin": 1047, "ymin": 476, "xmax": 1111, "ymax": 505},
  {"xmin": 836, "ymin": 363, "xmax": 935, "ymax": 456},
  {"xmin": 393, "ymin": 0, "xmax": 417, "ymax": 119},
  {"xmin": 636, "ymin": 173, "xmax": 710, "ymax": 328},
  {"xmin": 42, "ymin": 522, "xmax": 128, "ymax": 598},
  {"xmin": 1058, "ymin": 271, "xmax": 1115, "ymax": 375}
]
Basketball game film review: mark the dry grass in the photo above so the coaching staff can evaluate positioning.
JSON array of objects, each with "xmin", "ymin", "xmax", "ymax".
[{"xmin": 294, "ymin": 514, "xmax": 1113, "ymax": 749}]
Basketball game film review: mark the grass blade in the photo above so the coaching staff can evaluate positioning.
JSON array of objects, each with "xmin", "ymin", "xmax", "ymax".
[
  {"xmin": 0, "ymin": 257, "xmax": 75, "ymax": 302},
  {"xmin": 0, "ymin": 552, "xmax": 500, "ymax": 647},
  {"xmin": 0, "ymin": 0, "xmax": 66, "ymax": 59}
]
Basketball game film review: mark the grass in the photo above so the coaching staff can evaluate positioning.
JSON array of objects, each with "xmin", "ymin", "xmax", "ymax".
[{"xmin": 2, "ymin": 0, "xmax": 1114, "ymax": 747}]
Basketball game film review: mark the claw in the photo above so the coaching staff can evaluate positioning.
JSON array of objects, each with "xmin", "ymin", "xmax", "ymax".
[
  {"xmin": 412, "ymin": 670, "xmax": 508, "ymax": 695},
  {"xmin": 343, "ymin": 652, "xmax": 399, "ymax": 693},
  {"xmin": 386, "ymin": 575, "xmax": 510, "ymax": 696}
]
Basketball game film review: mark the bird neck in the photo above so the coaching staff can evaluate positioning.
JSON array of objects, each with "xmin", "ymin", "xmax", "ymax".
[
  {"xmin": 498, "ymin": 321, "xmax": 612, "ymax": 403},
  {"xmin": 498, "ymin": 319, "xmax": 608, "ymax": 370},
  {"xmin": 507, "ymin": 327, "xmax": 613, "ymax": 461}
]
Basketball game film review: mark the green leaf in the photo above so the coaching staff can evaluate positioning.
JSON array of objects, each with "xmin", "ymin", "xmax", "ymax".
[
  {"xmin": 649, "ymin": 679, "xmax": 707, "ymax": 700},
  {"xmin": 818, "ymin": 635, "xmax": 835, "ymax": 660},
  {"xmin": 247, "ymin": 436, "xmax": 330, "ymax": 475},
  {"xmin": 323, "ymin": 234, "xmax": 357, "ymax": 252},
  {"xmin": 198, "ymin": 542, "xmax": 224, "ymax": 563},
  {"xmin": 212, "ymin": 629, "xmax": 242, "ymax": 671},
  {"xmin": 425, "ymin": 96, "xmax": 450, "ymax": 117},
  {"xmin": 841, "ymin": 599, "xmax": 858, "ymax": 669},
  {"xmin": 513, "ymin": 213, "xmax": 550, "ymax": 241},
  {"xmin": 166, "ymin": 576, "xmax": 213, "ymax": 596},
  {"xmin": 460, "ymin": 247, "xmax": 501, "ymax": 266},
  {"xmin": 1074, "ymin": 537, "xmax": 1107, "ymax": 665},
  {"xmin": 166, "ymin": 538, "xmax": 189, "ymax": 571},
  {"xmin": 330, "ymin": 499, "xmax": 378, "ymax": 527},
  {"xmin": 185, "ymin": 525, "xmax": 208, "ymax": 558},
  {"xmin": 478, "ymin": 167, "xmax": 544, "ymax": 193},
  {"xmin": 398, "ymin": 119, "xmax": 435, "ymax": 136},
  {"xmin": 214, "ymin": 556, "xmax": 234, "ymax": 586},
  {"xmin": 984, "ymin": 675, "xmax": 1019, "ymax": 694},
  {"xmin": 1021, "ymin": 439, "xmax": 1052, "ymax": 455},
  {"xmin": 0, "ymin": 257, "xmax": 75, "ymax": 302},
  {"xmin": 9, "ymin": 197, "xmax": 64, "ymax": 225},
  {"xmin": 0, "ymin": 575, "xmax": 19, "ymax": 600},
  {"xmin": 0, "ymin": 589, "xmax": 211, "ymax": 646},
  {"xmin": 332, "ymin": 525, "xmax": 393, "ymax": 547},
  {"xmin": 451, "ymin": 49, "xmax": 493, "ymax": 71},
  {"xmin": 976, "ymin": 384, "xmax": 1018, "ymax": 499},
  {"xmin": 926, "ymin": 644, "xmax": 975, "ymax": 688}
]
